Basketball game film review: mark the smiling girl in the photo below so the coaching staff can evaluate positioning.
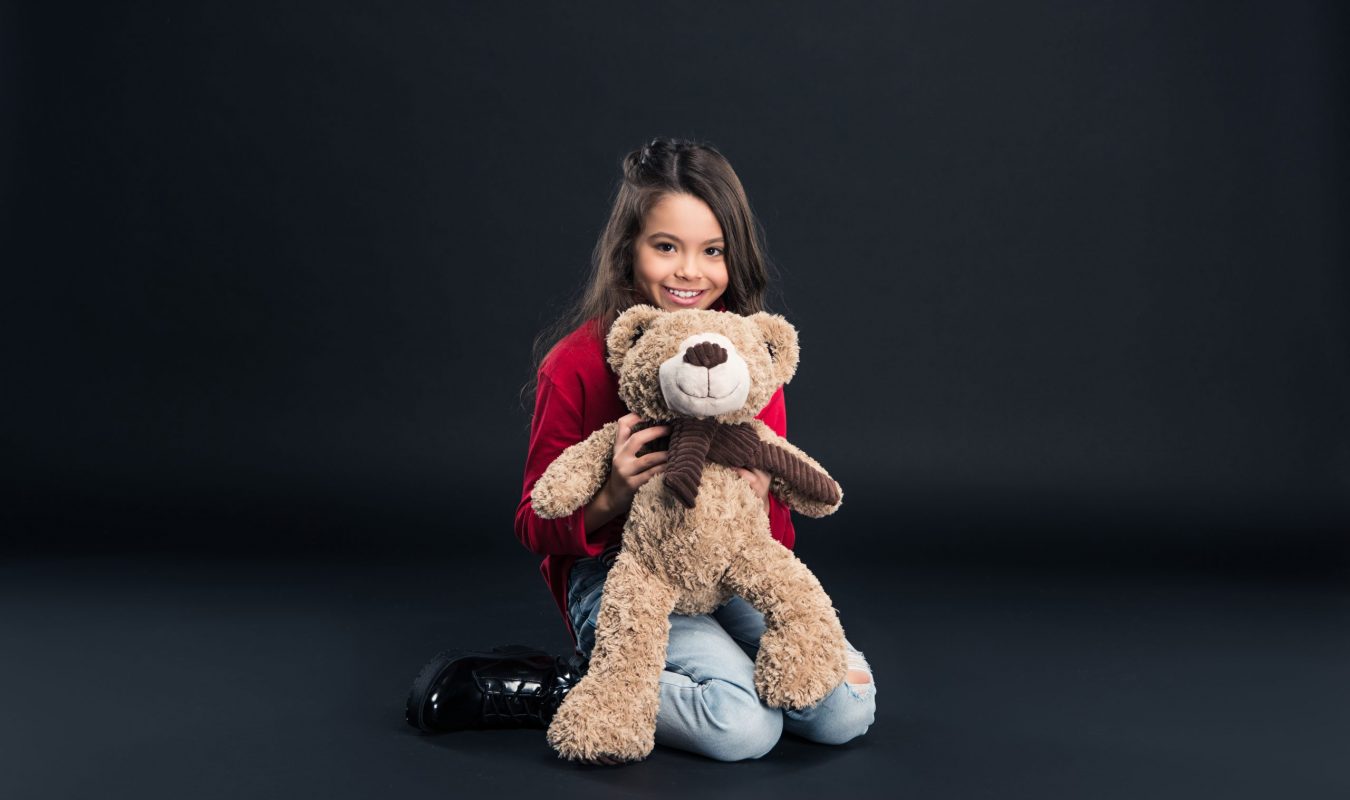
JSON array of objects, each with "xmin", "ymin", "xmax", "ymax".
[{"xmin": 406, "ymin": 137, "xmax": 875, "ymax": 764}]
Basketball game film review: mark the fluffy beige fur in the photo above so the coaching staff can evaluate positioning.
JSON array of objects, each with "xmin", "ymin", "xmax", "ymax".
[{"xmin": 531, "ymin": 305, "xmax": 847, "ymax": 764}]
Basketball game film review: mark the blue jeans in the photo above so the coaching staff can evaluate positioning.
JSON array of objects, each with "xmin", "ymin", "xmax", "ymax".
[{"xmin": 567, "ymin": 554, "xmax": 877, "ymax": 761}]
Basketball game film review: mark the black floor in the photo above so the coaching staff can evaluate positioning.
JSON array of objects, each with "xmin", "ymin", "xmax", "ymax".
[{"xmin": 2, "ymin": 548, "xmax": 1346, "ymax": 799}]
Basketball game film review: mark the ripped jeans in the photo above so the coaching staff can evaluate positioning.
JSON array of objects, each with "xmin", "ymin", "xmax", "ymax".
[{"xmin": 567, "ymin": 553, "xmax": 877, "ymax": 761}]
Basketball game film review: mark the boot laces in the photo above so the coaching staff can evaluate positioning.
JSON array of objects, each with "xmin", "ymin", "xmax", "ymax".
[{"xmin": 478, "ymin": 659, "xmax": 582, "ymax": 726}]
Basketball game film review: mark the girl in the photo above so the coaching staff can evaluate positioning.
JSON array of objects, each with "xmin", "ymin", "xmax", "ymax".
[{"xmin": 406, "ymin": 137, "xmax": 875, "ymax": 764}]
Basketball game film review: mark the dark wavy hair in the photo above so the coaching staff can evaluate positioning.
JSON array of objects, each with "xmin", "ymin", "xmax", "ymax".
[{"xmin": 519, "ymin": 137, "xmax": 781, "ymax": 411}]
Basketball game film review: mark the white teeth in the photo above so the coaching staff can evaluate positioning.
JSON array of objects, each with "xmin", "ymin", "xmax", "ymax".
[{"xmin": 666, "ymin": 288, "xmax": 701, "ymax": 299}]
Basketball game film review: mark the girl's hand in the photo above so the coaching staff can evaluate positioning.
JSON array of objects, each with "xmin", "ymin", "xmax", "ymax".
[
  {"xmin": 733, "ymin": 466, "xmax": 773, "ymax": 517},
  {"xmin": 601, "ymin": 413, "xmax": 670, "ymax": 512}
]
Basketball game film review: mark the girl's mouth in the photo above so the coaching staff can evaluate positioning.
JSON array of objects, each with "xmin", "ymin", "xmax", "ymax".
[{"xmin": 663, "ymin": 286, "xmax": 705, "ymax": 306}]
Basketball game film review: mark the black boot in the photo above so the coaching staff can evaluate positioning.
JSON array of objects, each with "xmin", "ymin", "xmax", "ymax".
[{"xmin": 405, "ymin": 644, "xmax": 586, "ymax": 732}]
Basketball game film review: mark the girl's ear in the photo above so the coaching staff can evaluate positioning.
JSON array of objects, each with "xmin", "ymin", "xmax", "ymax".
[
  {"xmin": 748, "ymin": 312, "xmax": 800, "ymax": 386},
  {"xmin": 606, "ymin": 304, "xmax": 665, "ymax": 373}
]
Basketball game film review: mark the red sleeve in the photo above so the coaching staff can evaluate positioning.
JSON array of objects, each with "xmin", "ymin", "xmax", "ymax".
[
  {"xmin": 755, "ymin": 386, "xmax": 797, "ymax": 547},
  {"xmin": 513, "ymin": 369, "xmax": 618, "ymax": 558}
]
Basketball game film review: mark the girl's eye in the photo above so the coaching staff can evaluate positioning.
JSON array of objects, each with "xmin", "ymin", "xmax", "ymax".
[{"xmin": 654, "ymin": 242, "xmax": 723, "ymax": 256}]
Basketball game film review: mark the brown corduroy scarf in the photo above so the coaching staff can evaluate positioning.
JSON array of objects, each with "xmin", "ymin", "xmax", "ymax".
[{"xmin": 633, "ymin": 418, "xmax": 840, "ymax": 510}]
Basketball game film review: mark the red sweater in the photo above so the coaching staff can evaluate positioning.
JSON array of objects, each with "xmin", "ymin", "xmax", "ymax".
[{"xmin": 514, "ymin": 298, "xmax": 796, "ymax": 644}]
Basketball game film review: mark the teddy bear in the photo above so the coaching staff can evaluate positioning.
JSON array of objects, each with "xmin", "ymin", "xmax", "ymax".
[{"xmin": 530, "ymin": 304, "xmax": 847, "ymax": 764}]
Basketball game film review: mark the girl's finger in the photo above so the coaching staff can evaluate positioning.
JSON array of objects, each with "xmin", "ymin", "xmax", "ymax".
[
  {"xmin": 635, "ymin": 465, "xmax": 665, "ymax": 485},
  {"xmin": 627, "ymin": 424, "xmax": 671, "ymax": 448},
  {"xmin": 633, "ymin": 451, "xmax": 668, "ymax": 471},
  {"xmin": 618, "ymin": 423, "xmax": 666, "ymax": 455}
]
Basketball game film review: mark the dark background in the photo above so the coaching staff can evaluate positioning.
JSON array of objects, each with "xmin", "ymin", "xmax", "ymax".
[{"xmin": 3, "ymin": 1, "xmax": 1347, "ymax": 798}]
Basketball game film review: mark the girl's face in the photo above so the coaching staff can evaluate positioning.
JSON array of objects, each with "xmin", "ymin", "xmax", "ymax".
[{"xmin": 632, "ymin": 192, "xmax": 729, "ymax": 311}]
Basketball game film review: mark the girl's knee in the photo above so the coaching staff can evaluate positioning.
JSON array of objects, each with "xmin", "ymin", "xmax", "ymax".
[
  {"xmin": 705, "ymin": 706, "xmax": 782, "ymax": 761},
  {"xmin": 693, "ymin": 681, "xmax": 784, "ymax": 761}
]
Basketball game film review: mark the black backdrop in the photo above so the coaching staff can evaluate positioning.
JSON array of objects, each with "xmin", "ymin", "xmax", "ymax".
[{"xmin": 5, "ymin": 0, "xmax": 1347, "ymax": 567}]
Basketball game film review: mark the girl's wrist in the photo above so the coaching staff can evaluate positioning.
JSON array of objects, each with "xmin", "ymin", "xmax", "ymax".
[
  {"xmin": 584, "ymin": 482, "xmax": 625, "ymax": 531},
  {"xmin": 593, "ymin": 483, "xmax": 617, "ymax": 515}
]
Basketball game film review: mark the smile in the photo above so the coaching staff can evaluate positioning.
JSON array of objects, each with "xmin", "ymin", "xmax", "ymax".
[{"xmin": 664, "ymin": 286, "xmax": 705, "ymax": 301}]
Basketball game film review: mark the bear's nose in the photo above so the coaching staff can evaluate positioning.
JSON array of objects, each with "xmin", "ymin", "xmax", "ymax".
[{"xmin": 683, "ymin": 341, "xmax": 729, "ymax": 368}]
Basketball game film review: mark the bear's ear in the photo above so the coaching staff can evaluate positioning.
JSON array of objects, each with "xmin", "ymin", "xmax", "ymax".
[
  {"xmin": 606, "ymin": 304, "xmax": 664, "ymax": 373},
  {"xmin": 748, "ymin": 312, "xmax": 800, "ymax": 386}
]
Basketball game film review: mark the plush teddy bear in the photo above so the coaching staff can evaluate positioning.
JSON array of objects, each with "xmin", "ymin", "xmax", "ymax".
[{"xmin": 530, "ymin": 304, "xmax": 847, "ymax": 764}]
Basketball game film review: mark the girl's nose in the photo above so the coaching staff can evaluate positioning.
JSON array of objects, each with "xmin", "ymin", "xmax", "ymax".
[{"xmin": 676, "ymin": 254, "xmax": 702, "ymax": 279}]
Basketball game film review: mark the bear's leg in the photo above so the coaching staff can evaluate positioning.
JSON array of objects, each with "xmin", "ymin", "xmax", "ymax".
[
  {"xmin": 546, "ymin": 551, "xmax": 680, "ymax": 764},
  {"xmin": 721, "ymin": 536, "xmax": 848, "ymax": 711}
]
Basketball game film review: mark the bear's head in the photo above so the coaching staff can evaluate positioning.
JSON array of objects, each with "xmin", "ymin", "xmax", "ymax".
[{"xmin": 605, "ymin": 304, "xmax": 801, "ymax": 424}]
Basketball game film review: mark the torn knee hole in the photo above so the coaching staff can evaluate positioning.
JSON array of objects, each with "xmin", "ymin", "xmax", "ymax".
[{"xmin": 845, "ymin": 669, "xmax": 872, "ymax": 686}]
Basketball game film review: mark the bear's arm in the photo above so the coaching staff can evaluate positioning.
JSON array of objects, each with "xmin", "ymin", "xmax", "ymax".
[
  {"xmin": 744, "ymin": 419, "xmax": 843, "ymax": 518},
  {"xmin": 530, "ymin": 421, "xmax": 620, "ymax": 519}
]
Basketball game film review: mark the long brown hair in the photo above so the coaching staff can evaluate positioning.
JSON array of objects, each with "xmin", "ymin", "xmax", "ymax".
[{"xmin": 519, "ymin": 137, "xmax": 782, "ymax": 412}]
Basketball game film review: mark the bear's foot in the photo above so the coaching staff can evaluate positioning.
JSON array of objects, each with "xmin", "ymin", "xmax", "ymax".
[
  {"xmin": 545, "ymin": 675, "xmax": 654, "ymax": 765},
  {"xmin": 753, "ymin": 624, "xmax": 847, "ymax": 710}
]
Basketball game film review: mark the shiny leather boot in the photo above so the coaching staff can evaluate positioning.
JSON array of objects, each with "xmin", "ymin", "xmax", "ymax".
[{"xmin": 405, "ymin": 644, "xmax": 586, "ymax": 732}]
